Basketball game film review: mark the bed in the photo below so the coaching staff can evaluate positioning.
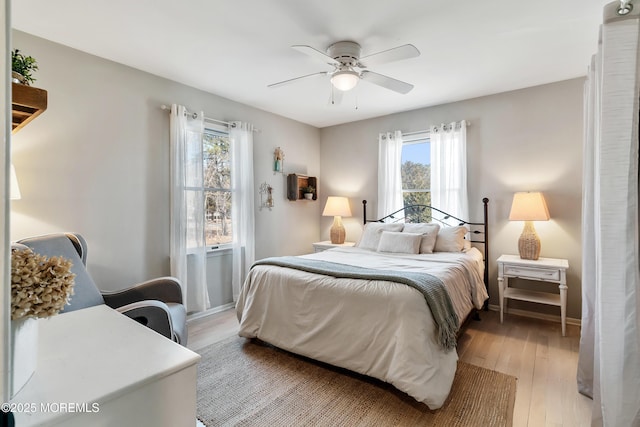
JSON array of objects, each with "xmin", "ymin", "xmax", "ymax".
[{"xmin": 236, "ymin": 198, "xmax": 489, "ymax": 409}]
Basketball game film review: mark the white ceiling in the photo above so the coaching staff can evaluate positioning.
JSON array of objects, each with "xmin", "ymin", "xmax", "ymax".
[{"xmin": 12, "ymin": 0, "xmax": 607, "ymax": 128}]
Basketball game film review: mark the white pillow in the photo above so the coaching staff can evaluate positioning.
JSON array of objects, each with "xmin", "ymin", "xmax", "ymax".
[
  {"xmin": 377, "ymin": 231, "xmax": 422, "ymax": 254},
  {"xmin": 402, "ymin": 223, "xmax": 441, "ymax": 254},
  {"xmin": 356, "ymin": 223, "xmax": 404, "ymax": 250},
  {"xmin": 434, "ymin": 226, "xmax": 468, "ymax": 252}
]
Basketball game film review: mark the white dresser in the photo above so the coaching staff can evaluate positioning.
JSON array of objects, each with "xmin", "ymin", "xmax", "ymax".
[{"xmin": 9, "ymin": 305, "xmax": 200, "ymax": 426}]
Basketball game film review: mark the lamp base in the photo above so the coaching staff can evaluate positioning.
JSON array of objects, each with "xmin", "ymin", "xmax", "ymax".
[
  {"xmin": 518, "ymin": 221, "xmax": 541, "ymax": 260},
  {"xmin": 330, "ymin": 216, "xmax": 346, "ymax": 244}
]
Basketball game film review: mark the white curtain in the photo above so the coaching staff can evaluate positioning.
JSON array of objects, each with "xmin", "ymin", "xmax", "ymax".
[
  {"xmin": 169, "ymin": 104, "xmax": 210, "ymax": 313},
  {"xmin": 230, "ymin": 122, "xmax": 255, "ymax": 301},
  {"xmin": 578, "ymin": 53, "xmax": 599, "ymax": 403},
  {"xmin": 430, "ymin": 121, "xmax": 468, "ymax": 223},
  {"xmin": 378, "ymin": 131, "xmax": 404, "ymax": 218},
  {"xmin": 578, "ymin": 4, "xmax": 640, "ymax": 426}
]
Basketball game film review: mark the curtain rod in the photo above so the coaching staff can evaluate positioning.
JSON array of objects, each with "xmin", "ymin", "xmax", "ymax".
[
  {"xmin": 402, "ymin": 120, "xmax": 470, "ymax": 138},
  {"xmin": 160, "ymin": 105, "xmax": 260, "ymax": 132}
]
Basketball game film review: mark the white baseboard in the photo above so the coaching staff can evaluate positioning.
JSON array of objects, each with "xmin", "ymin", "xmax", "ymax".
[
  {"xmin": 187, "ymin": 302, "xmax": 235, "ymax": 322},
  {"xmin": 487, "ymin": 304, "xmax": 581, "ymax": 327}
]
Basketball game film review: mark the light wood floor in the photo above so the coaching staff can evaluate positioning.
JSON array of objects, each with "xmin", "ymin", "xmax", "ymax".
[{"xmin": 188, "ymin": 309, "xmax": 592, "ymax": 427}]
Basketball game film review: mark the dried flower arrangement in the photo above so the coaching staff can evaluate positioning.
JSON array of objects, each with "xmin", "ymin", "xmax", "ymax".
[{"xmin": 11, "ymin": 248, "xmax": 75, "ymax": 320}]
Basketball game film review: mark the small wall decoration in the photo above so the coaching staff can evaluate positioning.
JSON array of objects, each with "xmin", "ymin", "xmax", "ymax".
[
  {"xmin": 301, "ymin": 185, "xmax": 315, "ymax": 200},
  {"xmin": 259, "ymin": 182, "xmax": 274, "ymax": 211},
  {"xmin": 274, "ymin": 147, "xmax": 285, "ymax": 173},
  {"xmin": 287, "ymin": 173, "xmax": 318, "ymax": 201}
]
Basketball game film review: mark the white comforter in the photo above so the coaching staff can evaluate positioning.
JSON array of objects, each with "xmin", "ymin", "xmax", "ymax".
[{"xmin": 236, "ymin": 246, "xmax": 488, "ymax": 409}]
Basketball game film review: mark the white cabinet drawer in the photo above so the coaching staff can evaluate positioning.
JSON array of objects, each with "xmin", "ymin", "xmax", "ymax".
[{"xmin": 504, "ymin": 265, "xmax": 560, "ymax": 281}]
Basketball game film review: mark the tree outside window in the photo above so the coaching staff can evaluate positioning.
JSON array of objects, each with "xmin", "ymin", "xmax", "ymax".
[
  {"xmin": 203, "ymin": 129, "xmax": 232, "ymax": 246},
  {"xmin": 401, "ymin": 138, "xmax": 431, "ymax": 221}
]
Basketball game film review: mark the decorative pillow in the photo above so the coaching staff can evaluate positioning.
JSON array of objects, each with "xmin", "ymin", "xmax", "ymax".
[
  {"xmin": 402, "ymin": 223, "xmax": 441, "ymax": 254},
  {"xmin": 377, "ymin": 231, "xmax": 422, "ymax": 254},
  {"xmin": 434, "ymin": 226, "xmax": 468, "ymax": 252},
  {"xmin": 356, "ymin": 223, "xmax": 404, "ymax": 250}
]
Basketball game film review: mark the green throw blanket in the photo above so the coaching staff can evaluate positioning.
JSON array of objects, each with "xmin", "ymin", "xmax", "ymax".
[{"xmin": 252, "ymin": 256, "xmax": 460, "ymax": 351}]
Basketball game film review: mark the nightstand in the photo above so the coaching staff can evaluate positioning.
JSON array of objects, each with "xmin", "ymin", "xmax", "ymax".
[
  {"xmin": 312, "ymin": 241, "xmax": 355, "ymax": 252},
  {"xmin": 497, "ymin": 254, "xmax": 569, "ymax": 336}
]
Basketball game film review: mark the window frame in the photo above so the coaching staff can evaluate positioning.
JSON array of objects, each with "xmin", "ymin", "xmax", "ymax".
[{"xmin": 203, "ymin": 123, "xmax": 233, "ymax": 252}]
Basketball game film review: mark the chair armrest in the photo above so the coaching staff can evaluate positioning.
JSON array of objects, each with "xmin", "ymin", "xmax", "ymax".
[
  {"xmin": 102, "ymin": 276, "xmax": 183, "ymax": 308},
  {"xmin": 116, "ymin": 300, "xmax": 174, "ymax": 341}
]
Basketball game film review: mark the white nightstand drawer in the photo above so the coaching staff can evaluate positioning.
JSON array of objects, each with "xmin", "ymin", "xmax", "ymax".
[
  {"xmin": 504, "ymin": 265, "xmax": 560, "ymax": 281},
  {"xmin": 312, "ymin": 241, "xmax": 355, "ymax": 252}
]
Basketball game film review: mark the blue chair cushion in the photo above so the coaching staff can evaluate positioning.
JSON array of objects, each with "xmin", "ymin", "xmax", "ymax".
[{"xmin": 17, "ymin": 234, "xmax": 105, "ymax": 312}]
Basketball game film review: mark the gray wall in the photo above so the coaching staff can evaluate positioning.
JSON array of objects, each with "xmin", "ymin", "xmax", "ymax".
[
  {"xmin": 320, "ymin": 79, "xmax": 584, "ymax": 320},
  {"xmin": 10, "ymin": 29, "xmax": 585, "ymax": 320},
  {"xmin": 10, "ymin": 31, "xmax": 321, "ymax": 303}
]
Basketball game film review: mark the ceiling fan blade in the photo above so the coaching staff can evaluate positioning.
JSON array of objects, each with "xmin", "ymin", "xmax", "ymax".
[
  {"xmin": 268, "ymin": 71, "xmax": 328, "ymax": 88},
  {"xmin": 360, "ymin": 70, "xmax": 414, "ymax": 94},
  {"xmin": 292, "ymin": 45, "xmax": 340, "ymax": 66},
  {"xmin": 358, "ymin": 44, "xmax": 420, "ymax": 68}
]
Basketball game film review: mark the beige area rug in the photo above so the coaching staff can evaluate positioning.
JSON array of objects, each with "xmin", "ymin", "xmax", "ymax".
[{"xmin": 197, "ymin": 335, "xmax": 516, "ymax": 427}]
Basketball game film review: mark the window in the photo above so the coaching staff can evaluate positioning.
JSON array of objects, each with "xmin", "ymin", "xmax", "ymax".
[
  {"xmin": 401, "ymin": 135, "xmax": 431, "ymax": 209},
  {"xmin": 203, "ymin": 125, "xmax": 232, "ymax": 247}
]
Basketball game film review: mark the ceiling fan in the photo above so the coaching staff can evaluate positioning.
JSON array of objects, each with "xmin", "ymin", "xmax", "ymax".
[{"xmin": 268, "ymin": 41, "xmax": 420, "ymax": 99}]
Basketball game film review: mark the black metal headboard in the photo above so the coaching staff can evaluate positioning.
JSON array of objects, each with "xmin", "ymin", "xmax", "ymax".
[{"xmin": 362, "ymin": 198, "xmax": 490, "ymax": 299}]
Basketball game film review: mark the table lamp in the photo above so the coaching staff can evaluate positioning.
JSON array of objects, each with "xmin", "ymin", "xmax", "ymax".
[
  {"xmin": 322, "ymin": 196, "xmax": 352, "ymax": 244},
  {"xmin": 508, "ymin": 192, "xmax": 550, "ymax": 260}
]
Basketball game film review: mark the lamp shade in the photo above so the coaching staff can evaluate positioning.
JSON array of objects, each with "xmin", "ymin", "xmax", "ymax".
[
  {"xmin": 322, "ymin": 196, "xmax": 352, "ymax": 217},
  {"xmin": 508, "ymin": 192, "xmax": 550, "ymax": 221},
  {"xmin": 10, "ymin": 163, "xmax": 21, "ymax": 200}
]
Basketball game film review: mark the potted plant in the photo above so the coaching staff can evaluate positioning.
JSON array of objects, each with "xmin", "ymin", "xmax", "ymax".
[
  {"xmin": 301, "ymin": 185, "xmax": 315, "ymax": 200},
  {"xmin": 11, "ymin": 49, "xmax": 38, "ymax": 85}
]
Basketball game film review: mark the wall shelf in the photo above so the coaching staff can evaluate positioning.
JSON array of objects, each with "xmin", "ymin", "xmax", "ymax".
[
  {"xmin": 287, "ymin": 173, "xmax": 317, "ymax": 201},
  {"xmin": 12, "ymin": 83, "xmax": 48, "ymax": 134}
]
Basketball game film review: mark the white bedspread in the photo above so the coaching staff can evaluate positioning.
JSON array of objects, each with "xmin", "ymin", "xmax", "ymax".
[{"xmin": 236, "ymin": 246, "xmax": 488, "ymax": 409}]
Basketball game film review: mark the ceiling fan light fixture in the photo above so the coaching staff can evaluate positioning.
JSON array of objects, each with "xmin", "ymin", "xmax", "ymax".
[{"xmin": 331, "ymin": 69, "xmax": 359, "ymax": 91}]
